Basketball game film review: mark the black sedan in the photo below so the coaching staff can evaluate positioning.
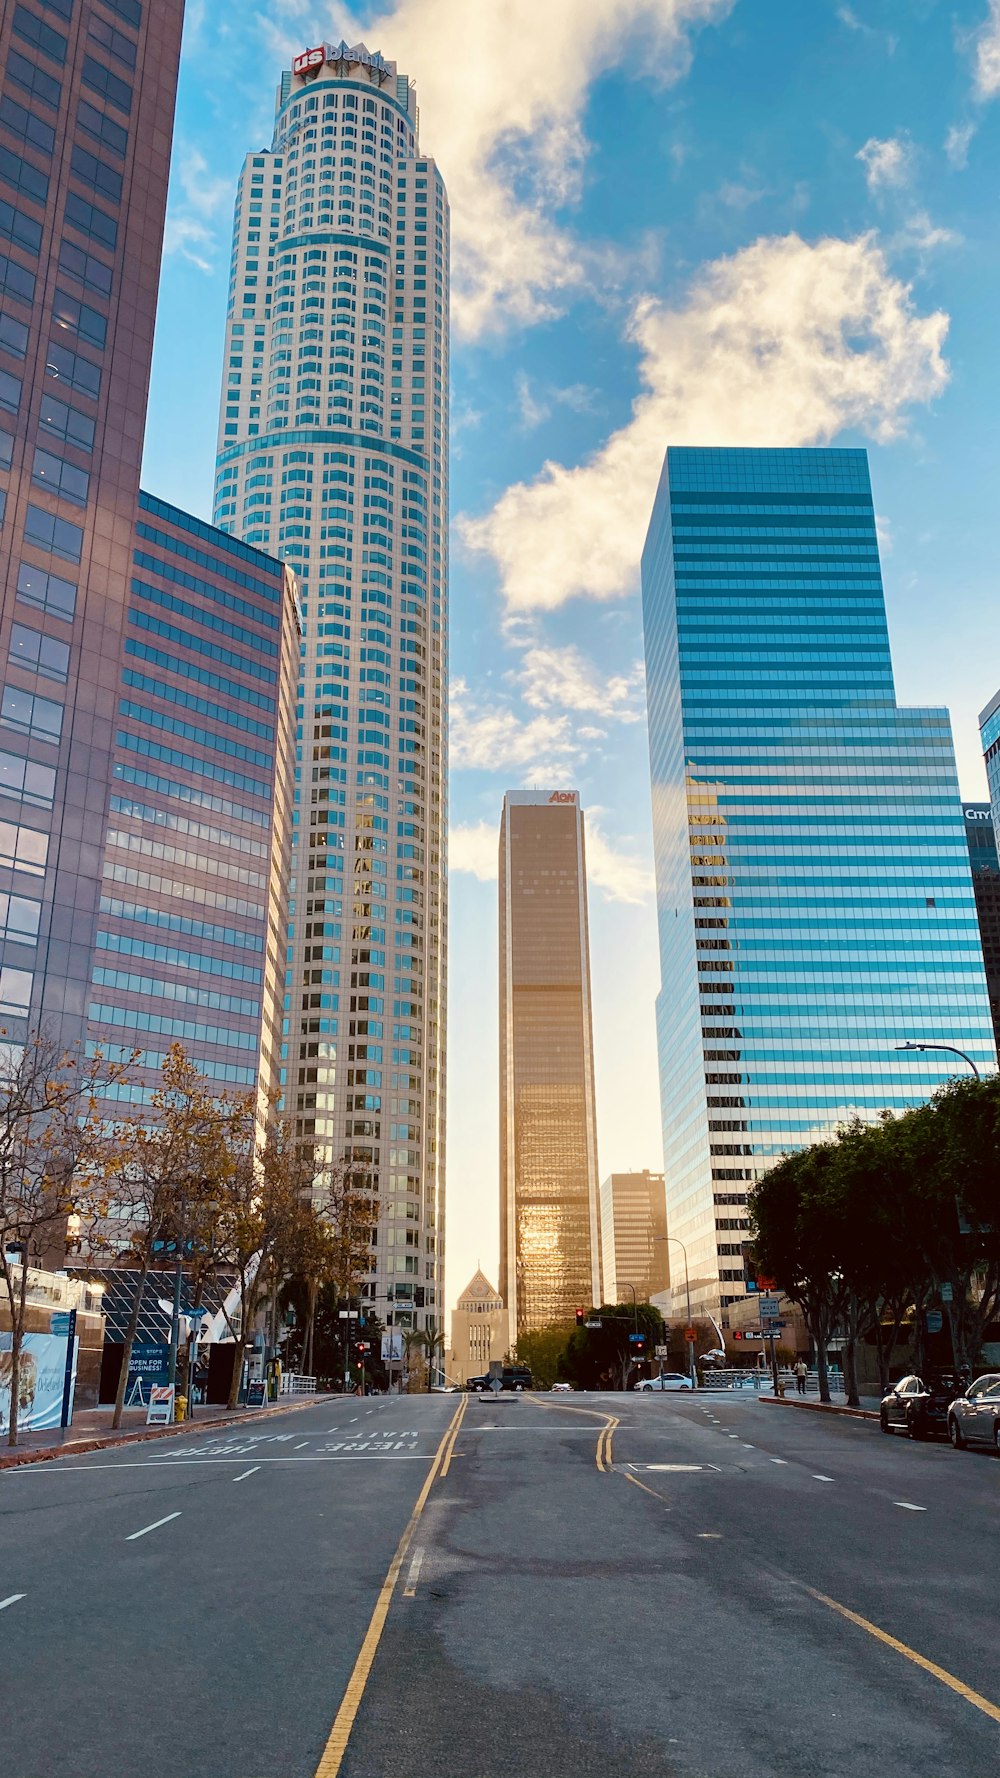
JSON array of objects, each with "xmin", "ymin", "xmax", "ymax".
[
  {"xmin": 947, "ymin": 1373, "xmax": 1000, "ymax": 1450},
  {"xmin": 880, "ymin": 1372, "xmax": 964, "ymax": 1440}
]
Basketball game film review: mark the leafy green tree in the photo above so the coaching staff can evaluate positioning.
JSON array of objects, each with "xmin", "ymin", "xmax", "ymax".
[
  {"xmin": 750, "ymin": 1142, "xmax": 853, "ymax": 1404},
  {"xmin": 557, "ymin": 1302, "xmax": 665, "ymax": 1391},
  {"xmin": 513, "ymin": 1321, "xmax": 576, "ymax": 1389}
]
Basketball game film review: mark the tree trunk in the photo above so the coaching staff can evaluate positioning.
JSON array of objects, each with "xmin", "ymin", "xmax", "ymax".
[
  {"xmin": 305, "ymin": 1277, "xmax": 318, "ymax": 1378},
  {"xmin": 6, "ymin": 1259, "xmax": 29, "ymax": 1446},
  {"xmin": 227, "ymin": 1281, "xmax": 251, "ymax": 1410},
  {"xmin": 843, "ymin": 1335, "xmax": 860, "ymax": 1408},
  {"xmin": 113, "ymin": 1254, "xmax": 150, "ymax": 1430}
]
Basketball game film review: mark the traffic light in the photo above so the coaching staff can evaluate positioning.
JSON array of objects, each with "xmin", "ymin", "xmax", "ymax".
[
  {"xmin": 576, "ymin": 1307, "xmax": 585, "ymax": 1326},
  {"xmin": 629, "ymin": 1331, "xmax": 647, "ymax": 1355},
  {"xmin": 355, "ymin": 1341, "xmax": 370, "ymax": 1355},
  {"xmin": 741, "ymin": 1241, "xmax": 759, "ymax": 1293}
]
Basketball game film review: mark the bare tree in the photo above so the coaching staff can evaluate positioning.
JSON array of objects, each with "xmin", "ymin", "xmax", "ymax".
[
  {"xmin": 214, "ymin": 1108, "xmax": 313, "ymax": 1410},
  {"xmin": 0, "ymin": 1032, "xmax": 122, "ymax": 1446},
  {"xmin": 95, "ymin": 1044, "xmax": 237, "ymax": 1430}
]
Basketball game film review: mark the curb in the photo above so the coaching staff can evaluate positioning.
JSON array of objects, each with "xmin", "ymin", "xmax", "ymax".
[
  {"xmin": 758, "ymin": 1394, "xmax": 880, "ymax": 1422},
  {"xmin": 0, "ymin": 1394, "xmax": 327, "ymax": 1470}
]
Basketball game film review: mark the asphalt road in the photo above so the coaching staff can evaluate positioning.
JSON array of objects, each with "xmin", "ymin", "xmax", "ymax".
[{"xmin": 2, "ymin": 1389, "xmax": 1000, "ymax": 1777}]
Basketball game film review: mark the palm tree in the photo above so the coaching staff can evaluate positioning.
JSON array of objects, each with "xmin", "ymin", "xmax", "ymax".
[
  {"xmin": 420, "ymin": 1324, "xmax": 446, "ymax": 1392},
  {"xmin": 401, "ymin": 1327, "xmax": 425, "ymax": 1394}
]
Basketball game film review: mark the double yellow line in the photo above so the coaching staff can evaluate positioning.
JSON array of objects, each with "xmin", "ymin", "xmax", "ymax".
[
  {"xmin": 596, "ymin": 1415, "xmax": 619, "ymax": 1472},
  {"xmin": 313, "ymin": 1393, "xmax": 466, "ymax": 1778},
  {"xmin": 438, "ymin": 1391, "xmax": 467, "ymax": 1477}
]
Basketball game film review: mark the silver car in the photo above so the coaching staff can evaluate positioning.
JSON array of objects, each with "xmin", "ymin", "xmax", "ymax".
[
  {"xmin": 947, "ymin": 1372, "xmax": 1000, "ymax": 1450},
  {"xmin": 636, "ymin": 1372, "xmax": 693, "ymax": 1392}
]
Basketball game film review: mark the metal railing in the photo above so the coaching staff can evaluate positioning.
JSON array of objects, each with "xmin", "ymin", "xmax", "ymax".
[{"xmin": 279, "ymin": 1372, "xmax": 317, "ymax": 1395}]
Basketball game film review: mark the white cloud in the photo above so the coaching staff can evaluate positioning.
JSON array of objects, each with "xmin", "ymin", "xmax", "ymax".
[
  {"xmin": 516, "ymin": 644, "xmax": 645, "ymax": 723},
  {"xmin": 515, "ymin": 372, "xmax": 550, "ymax": 431},
  {"xmin": 163, "ymin": 213, "xmax": 216, "ymax": 273},
  {"xmin": 514, "ymin": 374, "xmax": 600, "ymax": 431},
  {"xmin": 164, "ymin": 146, "xmax": 234, "ymax": 271},
  {"xmin": 584, "ymin": 820, "xmax": 655, "ymax": 905},
  {"xmin": 264, "ymin": 0, "xmax": 734, "ymax": 337},
  {"xmin": 449, "ymin": 820, "xmax": 498, "ymax": 882},
  {"xmin": 856, "ymin": 135, "xmax": 913, "ymax": 194},
  {"xmin": 460, "ymin": 231, "xmax": 949, "ymax": 614},
  {"xmin": 974, "ymin": 0, "xmax": 1000, "ymax": 98},
  {"xmin": 449, "ymin": 814, "xmax": 654, "ymax": 907},
  {"xmin": 451, "ymin": 678, "xmax": 585, "ymax": 779},
  {"xmin": 944, "ymin": 121, "xmax": 976, "ymax": 168}
]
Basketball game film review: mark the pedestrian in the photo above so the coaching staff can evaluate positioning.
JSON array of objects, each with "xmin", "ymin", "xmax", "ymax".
[{"xmin": 794, "ymin": 1358, "xmax": 807, "ymax": 1395}]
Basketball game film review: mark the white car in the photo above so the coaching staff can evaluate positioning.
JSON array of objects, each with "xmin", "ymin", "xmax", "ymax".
[
  {"xmin": 636, "ymin": 1372, "xmax": 693, "ymax": 1392},
  {"xmin": 550, "ymin": 1382, "xmax": 573, "ymax": 1392}
]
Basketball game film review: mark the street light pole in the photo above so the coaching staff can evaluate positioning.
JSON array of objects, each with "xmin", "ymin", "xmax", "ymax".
[
  {"xmin": 895, "ymin": 1040, "xmax": 980, "ymax": 1080},
  {"xmin": 654, "ymin": 1235, "xmax": 696, "ymax": 1387}
]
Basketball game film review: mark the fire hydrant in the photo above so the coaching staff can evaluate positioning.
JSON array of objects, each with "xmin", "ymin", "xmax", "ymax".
[{"xmin": 175, "ymin": 1394, "xmax": 188, "ymax": 1422}]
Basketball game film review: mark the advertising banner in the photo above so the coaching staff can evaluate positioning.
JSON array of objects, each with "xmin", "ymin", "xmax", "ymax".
[
  {"xmin": 0, "ymin": 1330, "xmax": 72, "ymax": 1431},
  {"xmin": 381, "ymin": 1331, "xmax": 403, "ymax": 1363},
  {"xmin": 125, "ymin": 1343, "xmax": 170, "ymax": 1407}
]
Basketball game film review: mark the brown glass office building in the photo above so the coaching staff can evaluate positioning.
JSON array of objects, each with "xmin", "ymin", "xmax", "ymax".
[
  {"xmin": 0, "ymin": 0, "xmax": 184, "ymax": 1048},
  {"xmin": 499, "ymin": 790, "xmax": 602, "ymax": 1339},
  {"xmin": 0, "ymin": 2, "xmax": 302, "ymax": 1142}
]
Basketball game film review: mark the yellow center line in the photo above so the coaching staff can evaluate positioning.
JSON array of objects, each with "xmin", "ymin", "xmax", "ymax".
[
  {"xmin": 526, "ymin": 1393, "xmax": 618, "ymax": 1472},
  {"xmin": 624, "ymin": 1470, "xmax": 669, "ymax": 1504},
  {"xmin": 806, "ymin": 1587, "xmax": 1000, "ymax": 1726},
  {"xmin": 312, "ymin": 1398, "xmax": 464, "ymax": 1778},
  {"xmin": 438, "ymin": 1392, "xmax": 467, "ymax": 1478}
]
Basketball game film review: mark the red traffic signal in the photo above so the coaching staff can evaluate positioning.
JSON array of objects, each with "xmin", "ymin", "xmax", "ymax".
[{"xmin": 575, "ymin": 1307, "xmax": 585, "ymax": 1326}]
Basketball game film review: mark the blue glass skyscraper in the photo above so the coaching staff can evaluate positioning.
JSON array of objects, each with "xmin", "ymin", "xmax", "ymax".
[{"xmin": 642, "ymin": 447, "xmax": 995, "ymax": 1319}]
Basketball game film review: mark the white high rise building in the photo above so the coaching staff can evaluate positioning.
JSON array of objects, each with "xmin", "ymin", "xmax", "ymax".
[{"xmin": 212, "ymin": 41, "xmax": 449, "ymax": 1335}]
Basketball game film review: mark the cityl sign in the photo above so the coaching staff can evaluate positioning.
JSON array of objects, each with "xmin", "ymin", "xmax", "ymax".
[{"xmin": 293, "ymin": 42, "xmax": 392, "ymax": 78}]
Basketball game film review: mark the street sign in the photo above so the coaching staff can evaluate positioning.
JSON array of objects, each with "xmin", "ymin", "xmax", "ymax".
[
  {"xmin": 759, "ymin": 1299, "xmax": 781, "ymax": 1324},
  {"xmin": 925, "ymin": 1309, "xmax": 944, "ymax": 1334},
  {"xmin": 50, "ymin": 1311, "xmax": 72, "ymax": 1337},
  {"xmin": 654, "ymin": 1345, "xmax": 668, "ymax": 1358},
  {"xmin": 684, "ymin": 1328, "xmax": 697, "ymax": 1342},
  {"xmin": 940, "ymin": 1283, "xmax": 954, "ymax": 1303},
  {"xmin": 584, "ymin": 1319, "xmax": 602, "ymax": 1329},
  {"xmin": 733, "ymin": 1329, "xmax": 763, "ymax": 1340},
  {"xmin": 146, "ymin": 1384, "xmax": 175, "ymax": 1426}
]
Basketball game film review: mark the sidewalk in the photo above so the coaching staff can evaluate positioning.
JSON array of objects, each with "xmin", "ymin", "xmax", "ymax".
[
  {"xmin": 759, "ymin": 1387, "xmax": 881, "ymax": 1420},
  {"xmin": 0, "ymin": 1395, "xmax": 327, "ymax": 1469}
]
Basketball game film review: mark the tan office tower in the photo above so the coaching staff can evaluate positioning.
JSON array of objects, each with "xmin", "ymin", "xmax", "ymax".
[
  {"xmin": 499, "ymin": 791, "xmax": 602, "ymax": 1339},
  {"xmin": 212, "ymin": 43, "xmax": 449, "ymax": 1337},
  {"xmin": 599, "ymin": 1170, "xmax": 668, "ymax": 1305}
]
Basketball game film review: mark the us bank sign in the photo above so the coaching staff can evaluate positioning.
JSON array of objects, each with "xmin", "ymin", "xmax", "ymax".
[{"xmin": 293, "ymin": 42, "xmax": 392, "ymax": 79}]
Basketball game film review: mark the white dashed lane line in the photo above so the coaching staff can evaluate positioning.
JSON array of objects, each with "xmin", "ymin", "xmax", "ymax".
[
  {"xmin": 232, "ymin": 1467, "xmax": 260, "ymax": 1483},
  {"xmin": 0, "ymin": 1594, "xmax": 26, "ymax": 1611},
  {"xmin": 894, "ymin": 1501, "xmax": 927, "ymax": 1512},
  {"xmin": 769, "ymin": 1458, "xmax": 788, "ymax": 1466},
  {"xmin": 813, "ymin": 1475, "xmax": 835, "ymax": 1483},
  {"xmin": 125, "ymin": 1512, "xmax": 182, "ymax": 1542}
]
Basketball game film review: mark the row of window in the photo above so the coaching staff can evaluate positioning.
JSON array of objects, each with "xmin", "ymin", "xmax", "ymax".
[
  {"xmin": 119, "ymin": 699, "xmax": 273, "ymax": 770},
  {"xmin": 92, "ymin": 966, "xmax": 259, "ymax": 1018},
  {"xmin": 108, "ymin": 794, "xmax": 268, "ymax": 859},
  {"xmin": 89, "ymin": 1003, "xmax": 258, "ymax": 1051},
  {"xmin": 115, "ymin": 728, "xmax": 270, "ymax": 802},
  {"xmin": 100, "ymin": 894, "xmax": 264, "ymax": 953},
  {"xmin": 103, "ymin": 857, "xmax": 264, "ymax": 920},
  {"xmin": 114, "ymin": 760, "xmax": 270, "ymax": 830},
  {"xmin": 0, "ymin": 745, "xmax": 55, "ymax": 809},
  {"xmin": 95, "ymin": 930, "xmax": 263, "ymax": 985}
]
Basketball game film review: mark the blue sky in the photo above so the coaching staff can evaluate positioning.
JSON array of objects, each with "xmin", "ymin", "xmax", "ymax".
[{"xmin": 143, "ymin": 0, "xmax": 1000, "ymax": 1311}]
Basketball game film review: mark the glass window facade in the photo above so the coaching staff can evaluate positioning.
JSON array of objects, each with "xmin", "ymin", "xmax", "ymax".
[
  {"xmin": 210, "ymin": 44, "xmax": 448, "ymax": 1333},
  {"xmin": 499, "ymin": 792, "xmax": 602, "ymax": 1337},
  {"xmin": 643, "ymin": 447, "xmax": 996, "ymax": 1318}
]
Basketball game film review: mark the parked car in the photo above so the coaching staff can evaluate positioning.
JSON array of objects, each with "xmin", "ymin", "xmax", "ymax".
[
  {"xmin": 879, "ymin": 1372, "xmax": 964, "ymax": 1440},
  {"xmin": 635, "ymin": 1372, "xmax": 693, "ymax": 1392},
  {"xmin": 946, "ymin": 1373, "xmax": 1000, "ymax": 1450}
]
